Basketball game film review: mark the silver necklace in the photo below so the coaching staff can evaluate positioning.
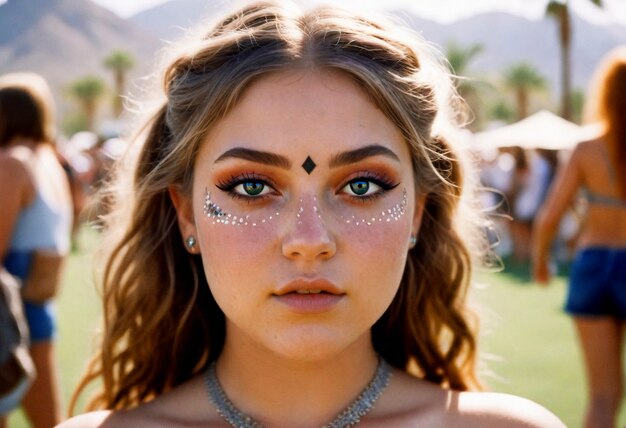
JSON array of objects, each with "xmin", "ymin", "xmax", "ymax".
[{"xmin": 205, "ymin": 357, "xmax": 392, "ymax": 428}]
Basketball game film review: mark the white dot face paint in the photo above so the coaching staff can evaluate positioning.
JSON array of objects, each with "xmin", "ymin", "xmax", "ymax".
[{"xmin": 203, "ymin": 186, "xmax": 407, "ymax": 233}]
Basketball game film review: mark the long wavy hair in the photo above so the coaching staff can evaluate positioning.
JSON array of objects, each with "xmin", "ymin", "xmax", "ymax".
[
  {"xmin": 71, "ymin": 0, "xmax": 486, "ymax": 412},
  {"xmin": 585, "ymin": 46, "xmax": 626, "ymax": 199}
]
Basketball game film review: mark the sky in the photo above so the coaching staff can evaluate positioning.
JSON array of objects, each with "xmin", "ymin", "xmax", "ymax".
[{"xmin": 91, "ymin": 0, "xmax": 626, "ymax": 25}]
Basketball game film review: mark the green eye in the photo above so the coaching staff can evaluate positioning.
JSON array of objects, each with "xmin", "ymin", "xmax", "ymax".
[
  {"xmin": 349, "ymin": 181, "xmax": 370, "ymax": 195},
  {"xmin": 242, "ymin": 182, "xmax": 265, "ymax": 196}
]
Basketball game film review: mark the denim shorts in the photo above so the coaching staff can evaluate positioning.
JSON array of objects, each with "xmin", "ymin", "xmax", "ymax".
[
  {"xmin": 566, "ymin": 247, "xmax": 626, "ymax": 319},
  {"xmin": 3, "ymin": 251, "xmax": 56, "ymax": 342},
  {"xmin": 0, "ymin": 376, "xmax": 31, "ymax": 415}
]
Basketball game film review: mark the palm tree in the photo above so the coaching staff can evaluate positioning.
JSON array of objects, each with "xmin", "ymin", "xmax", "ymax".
[
  {"xmin": 104, "ymin": 50, "xmax": 135, "ymax": 117},
  {"xmin": 445, "ymin": 42, "xmax": 491, "ymax": 129},
  {"xmin": 69, "ymin": 76, "xmax": 105, "ymax": 131},
  {"xmin": 503, "ymin": 63, "xmax": 546, "ymax": 120},
  {"xmin": 489, "ymin": 98, "xmax": 516, "ymax": 123},
  {"xmin": 546, "ymin": 0, "xmax": 603, "ymax": 120}
]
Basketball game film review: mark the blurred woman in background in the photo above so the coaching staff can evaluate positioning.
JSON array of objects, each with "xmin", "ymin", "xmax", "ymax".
[
  {"xmin": 0, "ymin": 72, "xmax": 73, "ymax": 427},
  {"xmin": 533, "ymin": 47, "xmax": 626, "ymax": 428}
]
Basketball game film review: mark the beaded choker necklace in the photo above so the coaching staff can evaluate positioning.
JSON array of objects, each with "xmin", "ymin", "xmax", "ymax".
[{"xmin": 205, "ymin": 357, "xmax": 392, "ymax": 428}]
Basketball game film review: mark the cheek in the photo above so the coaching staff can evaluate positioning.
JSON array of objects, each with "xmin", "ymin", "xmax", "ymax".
[
  {"xmin": 341, "ymin": 220, "xmax": 411, "ymax": 290},
  {"xmin": 197, "ymin": 221, "xmax": 277, "ymax": 304}
]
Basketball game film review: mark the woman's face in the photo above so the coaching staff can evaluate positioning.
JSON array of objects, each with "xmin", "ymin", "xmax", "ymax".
[{"xmin": 173, "ymin": 69, "xmax": 424, "ymax": 361}]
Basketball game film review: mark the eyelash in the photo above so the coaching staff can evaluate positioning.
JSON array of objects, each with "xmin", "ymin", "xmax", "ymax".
[
  {"xmin": 215, "ymin": 171, "xmax": 399, "ymax": 202},
  {"xmin": 340, "ymin": 172, "xmax": 399, "ymax": 203},
  {"xmin": 216, "ymin": 173, "xmax": 277, "ymax": 202}
]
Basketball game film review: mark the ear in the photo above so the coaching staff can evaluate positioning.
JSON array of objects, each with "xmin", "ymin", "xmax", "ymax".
[
  {"xmin": 411, "ymin": 193, "xmax": 427, "ymax": 237},
  {"xmin": 168, "ymin": 185, "xmax": 198, "ymax": 252}
]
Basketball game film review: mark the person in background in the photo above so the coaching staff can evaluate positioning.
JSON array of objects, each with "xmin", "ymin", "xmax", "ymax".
[
  {"xmin": 60, "ymin": 2, "xmax": 563, "ymax": 426},
  {"xmin": 0, "ymin": 72, "xmax": 73, "ymax": 427},
  {"xmin": 533, "ymin": 46, "xmax": 626, "ymax": 428}
]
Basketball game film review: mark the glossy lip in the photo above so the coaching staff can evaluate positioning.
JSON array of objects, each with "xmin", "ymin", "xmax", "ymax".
[
  {"xmin": 273, "ymin": 278, "xmax": 344, "ymax": 296},
  {"xmin": 272, "ymin": 278, "xmax": 345, "ymax": 313}
]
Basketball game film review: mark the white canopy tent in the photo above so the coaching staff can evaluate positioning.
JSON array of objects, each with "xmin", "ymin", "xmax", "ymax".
[{"xmin": 472, "ymin": 110, "xmax": 601, "ymax": 150}]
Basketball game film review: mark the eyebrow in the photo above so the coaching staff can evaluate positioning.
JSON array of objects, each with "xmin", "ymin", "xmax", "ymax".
[
  {"xmin": 329, "ymin": 144, "xmax": 400, "ymax": 168},
  {"xmin": 214, "ymin": 147, "xmax": 291, "ymax": 169},
  {"xmin": 213, "ymin": 144, "xmax": 400, "ymax": 169}
]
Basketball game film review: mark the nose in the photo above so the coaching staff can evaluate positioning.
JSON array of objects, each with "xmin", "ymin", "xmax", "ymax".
[{"xmin": 281, "ymin": 198, "xmax": 336, "ymax": 261}]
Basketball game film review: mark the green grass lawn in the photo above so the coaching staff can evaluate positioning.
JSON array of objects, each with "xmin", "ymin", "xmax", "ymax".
[
  {"xmin": 473, "ymin": 260, "xmax": 626, "ymax": 428},
  {"xmin": 8, "ymin": 229, "xmax": 626, "ymax": 427}
]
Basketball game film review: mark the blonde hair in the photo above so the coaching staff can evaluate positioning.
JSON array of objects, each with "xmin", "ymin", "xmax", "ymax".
[
  {"xmin": 0, "ymin": 72, "xmax": 56, "ymax": 146},
  {"xmin": 584, "ymin": 46, "xmax": 626, "ymax": 198},
  {"xmin": 72, "ymin": 0, "xmax": 484, "ymax": 411}
]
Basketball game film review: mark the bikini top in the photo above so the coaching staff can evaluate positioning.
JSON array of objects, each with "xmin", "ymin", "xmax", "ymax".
[
  {"xmin": 8, "ymin": 190, "xmax": 72, "ymax": 254},
  {"xmin": 582, "ymin": 144, "xmax": 626, "ymax": 209}
]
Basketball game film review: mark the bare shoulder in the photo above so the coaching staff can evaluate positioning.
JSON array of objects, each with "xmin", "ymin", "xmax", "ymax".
[
  {"xmin": 371, "ymin": 370, "xmax": 564, "ymax": 428},
  {"xmin": 56, "ymin": 411, "xmax": 113, "ymax": 428},
  {"xmin": 0, "ymin": 150, "xmax": 29, "ymax": 177},
  {"xmin": 448, "ymin": 390, "xmax": 566, "ymax": 427},
  {"xmin": 0, "ymin": 151, "xmax": 32, "ymax": 193},
  {"xmin": 58, "ymin": 375, "xmax": 220, "ymax": 428},
  {"xmin": 573, "ymin": 137, "xmax": 605, "ymax": 159}
]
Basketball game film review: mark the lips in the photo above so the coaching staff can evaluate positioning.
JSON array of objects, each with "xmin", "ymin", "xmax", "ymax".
[
  {"xmin": 273, "ymin": 278, "xmax": 344, "ymax": 296},
  {"xmin": 273, "ymin": 279, "xmax": 345, "ymax": 313}
]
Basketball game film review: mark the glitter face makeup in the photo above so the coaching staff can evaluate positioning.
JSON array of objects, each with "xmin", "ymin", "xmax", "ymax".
[{"xmin": 203, "ymin": 187, "xmax": 407, "ymax": 230}]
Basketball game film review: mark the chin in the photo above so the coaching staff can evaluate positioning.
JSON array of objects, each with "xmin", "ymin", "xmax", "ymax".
[{"xmin": 264, "ymin": 325, "xmax": 369, "ymax": 363}]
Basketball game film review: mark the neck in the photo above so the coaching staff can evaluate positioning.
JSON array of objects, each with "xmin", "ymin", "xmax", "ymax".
[{"xmin": 215, "ymin": 327, "xmax": 380, "ymax": 428}]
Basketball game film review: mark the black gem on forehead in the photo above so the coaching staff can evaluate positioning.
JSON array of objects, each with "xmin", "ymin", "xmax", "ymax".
[{"xmin": 301, "ymin": 156, "xmax": 316, "ymax": 175}]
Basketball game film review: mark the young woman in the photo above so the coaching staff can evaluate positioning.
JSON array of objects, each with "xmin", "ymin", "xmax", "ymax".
[
  {"xmin": 533, "ymin": 47, "xmax": 626, "ymax": 428},
  {"xmin": 0, "ymin": 73, "xmax": 73, "ymax": 427},
  {"xmin": 62, "ymin": 2, "xmax": 564, "ymax": 426}
]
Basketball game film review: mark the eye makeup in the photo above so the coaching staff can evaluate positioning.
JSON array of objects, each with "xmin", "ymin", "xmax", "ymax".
[{"xmin": 203, "ymin": 187, "xmax": 407, "ymax": 229}]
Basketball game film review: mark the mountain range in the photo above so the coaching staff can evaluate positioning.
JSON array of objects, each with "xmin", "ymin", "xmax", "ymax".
[
  {"xmin": 1, "ymin": 0, "xmax": 625, "ymax": 129},
  {"xmin": 0, "ymin": 0, "xmax": 160, "ymax": 119},
  {"xmin": 130, "ymin": 0, "xmax": 626, "ymax": 91}
]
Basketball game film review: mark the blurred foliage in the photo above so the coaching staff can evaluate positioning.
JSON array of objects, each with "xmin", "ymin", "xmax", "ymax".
[
  {"xmin": 445, "ymin": 42, "xmax": 495, "ymax": 130},
  {"xmin": 68, "ymin": 76, "xmax": 106, "ymax": 131},
  {"xmin": 503, "ymin": 62, "xmax": 547, "ymax": 119},
  {"xmin": 104, "ymin": 50, "xmax": 135, "ymax": 117},
  {"xmin": 62, "ymin": 111, "xmax": 89, "ymax": 135}
]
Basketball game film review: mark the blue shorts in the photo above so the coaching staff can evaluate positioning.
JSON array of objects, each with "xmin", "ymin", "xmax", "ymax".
[
  {"xmin": 566, "ymin": 247, "xmax": 626, "ymax": 319},
  {"xmin": 0, "ymin": 376, "xmax": 31, "ymax": 415},
  {"xmin": 3, "ymin": 251, "xmax": 57, "ymax": 342}
]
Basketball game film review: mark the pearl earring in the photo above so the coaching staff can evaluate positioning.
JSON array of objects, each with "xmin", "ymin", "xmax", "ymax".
[
  {"xmin": 409, "ymin": 235, "xmax": 417, "ymax": 249},
  {"xmin": 186, "ymin": 235, "xmax": 197, "ymax": 251}
]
